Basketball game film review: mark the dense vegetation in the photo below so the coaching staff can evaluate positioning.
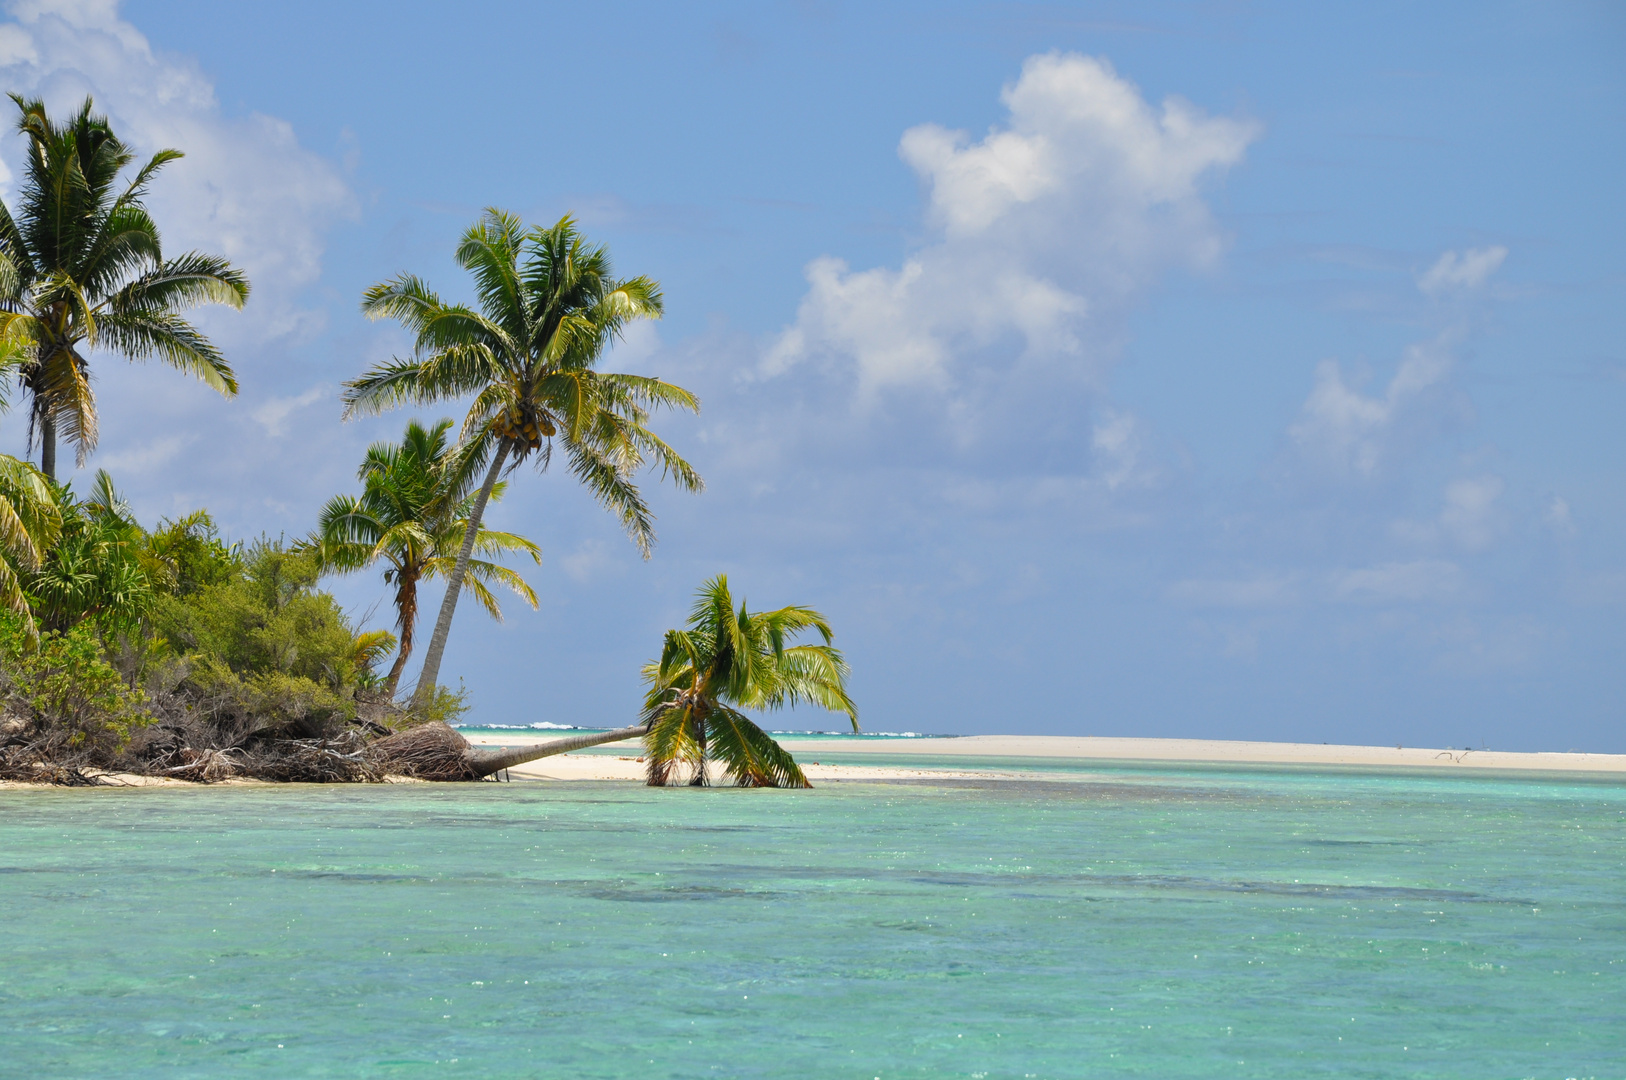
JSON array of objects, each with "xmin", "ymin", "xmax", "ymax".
[
  {"xmin": 0, "ymin": 96, "xmax": 855, "ymax": 788},
  {"xmin": 0, "ymin": 480, "xmax": 449, "ymax": 783}
]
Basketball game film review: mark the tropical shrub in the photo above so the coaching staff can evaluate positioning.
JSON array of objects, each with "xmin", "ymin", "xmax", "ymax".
[
  {"xmin": 149, "ymin": 542, "xmax": 364, "ymax": 690},
  {"xmin": 0, "ymin": 611, "xmax": 150, "ymax": 758},
  {"xmin": 29, "ymin": 474, "xmax": 155, "ymax": 634},
  {"xmin": 142, "ymin": 509, "xmax": 240, "ymax": 597},
  {"xmin": 0, "ymin": 493, "xmax": 406, "ymax": 781}
]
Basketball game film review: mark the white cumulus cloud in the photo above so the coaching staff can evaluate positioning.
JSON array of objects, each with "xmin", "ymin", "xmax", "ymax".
[
  {"xmin": 765, "ymin": 52, "xmax": 1258, "ymax": 398},
  {"xmin": 0, "ymin": 0, "xmax": 356, "ymax": 345}
]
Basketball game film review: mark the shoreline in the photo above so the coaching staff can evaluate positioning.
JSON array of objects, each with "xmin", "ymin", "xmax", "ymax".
[
  {"xmin": 5, "ymin": 734, "xmax": 1621, "ymax": 789},
  {"xmin": 463, "ymin": 731, "xmax": 1626, "ymax": 779}
]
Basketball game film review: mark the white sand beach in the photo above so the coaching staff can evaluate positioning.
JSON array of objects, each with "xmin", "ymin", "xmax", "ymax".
[{"xmin": 462, "ymin": 730, "xmax": 1626, "ymax": 780}]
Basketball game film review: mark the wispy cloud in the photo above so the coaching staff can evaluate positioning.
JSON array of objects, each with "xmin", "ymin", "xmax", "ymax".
[
  {"xmin": 1331, "ymin": 560, "xmax": 1466, "ymax": 604},
  {"xmin": 1288, "ymin": 332, "xmax": 1457, "ymax": 477},
  {"xmin": 1418, "ymin": 245, "xmax": 1507, "ymax": 297},
  {"xmin": 94, "ymin": 433, "xmax": 191, "ymax": 476},
  {"xmin": 1393, "ymin": 474, "xmax": 1505, "ymax": 550},
  {"xmin": 252, "ymin": 385, "xmax": 330, "ymax": 438},
  {"xmin": 1287, "ymin": 245, "xmax": 1508, "ymax": 479},
  {"xmin": 559, "ymin": 539, "xmax": 620, "ymax": 584},
  {"xmin": 1545, "ymin": 495, "xmax": 1575, "ymax": 536},
  {"xmin": 1166, "ymin": 575, "xmax": 1300, "ymax": 608}
]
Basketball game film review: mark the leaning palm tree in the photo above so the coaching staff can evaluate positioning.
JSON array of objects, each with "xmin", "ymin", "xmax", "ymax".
[
  {"xmin": 640, "ymin": 575, "xmax": 857, "ymax": 787},
  {"xmin": 0, "ymin": 453, "xmax": 60, "ymax": 639},
  {"xmin": 343, "ymin": 211, "xmax": 702, "ymax": 711},
  {"xmin": 0, "ymin": 96, "xmax": 249, "ymax": 479},
  {"xmin": 304, "ymin": 417, "xmax": 540, "ymax": 696}
]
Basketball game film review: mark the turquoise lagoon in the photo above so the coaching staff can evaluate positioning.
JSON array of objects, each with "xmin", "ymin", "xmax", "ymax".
[{"xmin": 1, "ymin": 762, "xmax": 1622, "ymax": 1078}]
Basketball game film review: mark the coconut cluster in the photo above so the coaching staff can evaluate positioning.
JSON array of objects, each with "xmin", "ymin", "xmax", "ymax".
[{"xmin": 493, "ymin": 406, "xmax": 554, "ymax": 451}]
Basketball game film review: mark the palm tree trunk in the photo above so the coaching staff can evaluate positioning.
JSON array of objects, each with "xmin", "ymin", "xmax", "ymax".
[
  {"xmin": 383, "ymin": 573, "xmax": 419, "ymax": 697},
  {"xmin": 39, "ymin": 413, "xmax": 55, "ymax": 482},
  {"xmin": 690, "ymin": 715, "xmax": 709, "ymax": 786},
  {"xmin": 462, "ymin": 722, "xmax": 650, "ymax": 778},
  {"xmin": 409, "ymin": 438, "xmax": 510, "ymax": 712}
]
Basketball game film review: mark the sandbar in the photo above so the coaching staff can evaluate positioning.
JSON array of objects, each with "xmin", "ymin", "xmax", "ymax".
[{"xmin": 463, "ymin": 731, "xmax": 1626, "ymax": 778}]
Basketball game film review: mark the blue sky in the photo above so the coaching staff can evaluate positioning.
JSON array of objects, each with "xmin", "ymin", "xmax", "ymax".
[{"xmin": 0, "ymin": 1, "xmax": 1620, "ymax": 749}]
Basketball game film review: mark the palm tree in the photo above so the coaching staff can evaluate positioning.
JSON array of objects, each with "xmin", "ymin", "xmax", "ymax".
[
  {"xmin": 640, "ymin": 575, "xmax": 857, "ymax": 787},
  {"xmin": 343, "ymin": 210, "xmax": 702, "ymax": 711},
  {"xmin": 304, "ymin": 418, "xmax": 540, "ymax": 696},
  {"xmin": 0, "ymin": 96, "xmax": 249, "ymax": 479},
  {"xmin": 0, "ymin": 453, "xmax": 61, "ymax": 639}
]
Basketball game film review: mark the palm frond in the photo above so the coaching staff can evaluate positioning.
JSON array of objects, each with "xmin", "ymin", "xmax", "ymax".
[
  {"xmin": 455, "ymin": 209, "xmax": 531, "ymax": 347},
  {"xmin": 95, "ymin": 308, "xmax": 238, "ymax": 395},
  {"xmin": 466, "ymin": 528, "xmax": 541, "ymax": 562},
  {"xmin": 34, "ymin": 346, "xmax": 98, "ymax": 463},
  {"xmin": 84, "ymin": 468, "xmax": 136, "ymax": 527},
  {"xmin": 0, "ymin": 548, "xmax": 35, "ymax": 638},
  {"xmin": 0, "ymin": 460, "xmax": 56, "ymax": 569},
  {"xmin": 360, "ymin": 274, "xmax": 444, "ymax": 333},
  {"xmin": 643, "ymin": 701, "xmax": 705, "ymax": 786},
  {"xmin": 565, "ymin": 437, "xmax": 656, "ymax": 557},
  {"xmin": 705, "ymin": 706, "xmax": 810, "ymax": 788},
  {"xmin": 106, "ymin": 251, "xmax": 248, "ymax": 313}
]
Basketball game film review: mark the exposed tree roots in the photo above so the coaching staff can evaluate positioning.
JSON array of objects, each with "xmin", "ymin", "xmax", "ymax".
[
  {"xmin": 370, "ymin": 721, "xmax": 479, "ymax": 781},
  {"xmin": 4, "ymin": 700, "xmax": 648, "ymax": 786}
]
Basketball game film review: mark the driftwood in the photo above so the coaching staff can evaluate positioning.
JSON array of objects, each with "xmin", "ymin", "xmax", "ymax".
[
  {"xmin": 0, "ymin": 748, "xmax": 103, "ymax": 786},
  {"xmin": 239, "ymin": 732, "xmax": 382, "ymax": 783},
  {"xmin": 161, "ymin": 747, "xmax": 242, "ymax": 782},
  {"xmin": 139, "ymin": 729, "xmax": 382, "ymax": 783},
  {"xmin": 372, "ymin": 721, "xmax": 651, "ymax": 781},
  {"xmin": 5, "ymin": 710, "xmax": 650, "ymax": 785}
]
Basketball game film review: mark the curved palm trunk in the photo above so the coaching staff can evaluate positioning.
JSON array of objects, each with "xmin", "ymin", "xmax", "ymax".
[
  {"xmin": 690, "ymin": 715, "xmax": 709, "ymax": 786},
  {"xmin": 39, "ymin": 413, "xmax": 55, "ymax": 482},
  {"xmin": 409, "ymin": 438, "xmax": 511, "ymax": 711},
  {"xmin": 383, "ymin": 572, "xmax": 420, "ymax": 697},
  {"xmin": 463, "ymin": 722, "xmax": 649, "ymax": 778}
]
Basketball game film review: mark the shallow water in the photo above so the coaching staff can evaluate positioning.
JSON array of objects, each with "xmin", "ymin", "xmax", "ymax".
[{"xmin": 1, "ymin": 766, "xmax": 1622, "ymax": 1078}]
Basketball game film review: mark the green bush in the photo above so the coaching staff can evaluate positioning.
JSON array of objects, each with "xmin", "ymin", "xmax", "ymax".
[
  {"xmin": 0, "ymin": 613, "xmax": 151, "ymax": 752},
  {"xmin": 412, "ymin": 679, "xmax": 472, "ymax": 728},
  {"xmin": 143, "ymin": 510, "xmax": 240, "ymax": 597},
  {"xmin": 150, "ymin": 541, "xmax": 365, "ymax": 690},
  {"xmin": 184, "ymin": 655, "xmax": 357, "ymax": 739}
]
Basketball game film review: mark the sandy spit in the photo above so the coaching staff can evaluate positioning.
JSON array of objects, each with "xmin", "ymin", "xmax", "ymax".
[{"xmin": 465, "ymin": 731, "xmax": 1626, "ymax": 775}]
